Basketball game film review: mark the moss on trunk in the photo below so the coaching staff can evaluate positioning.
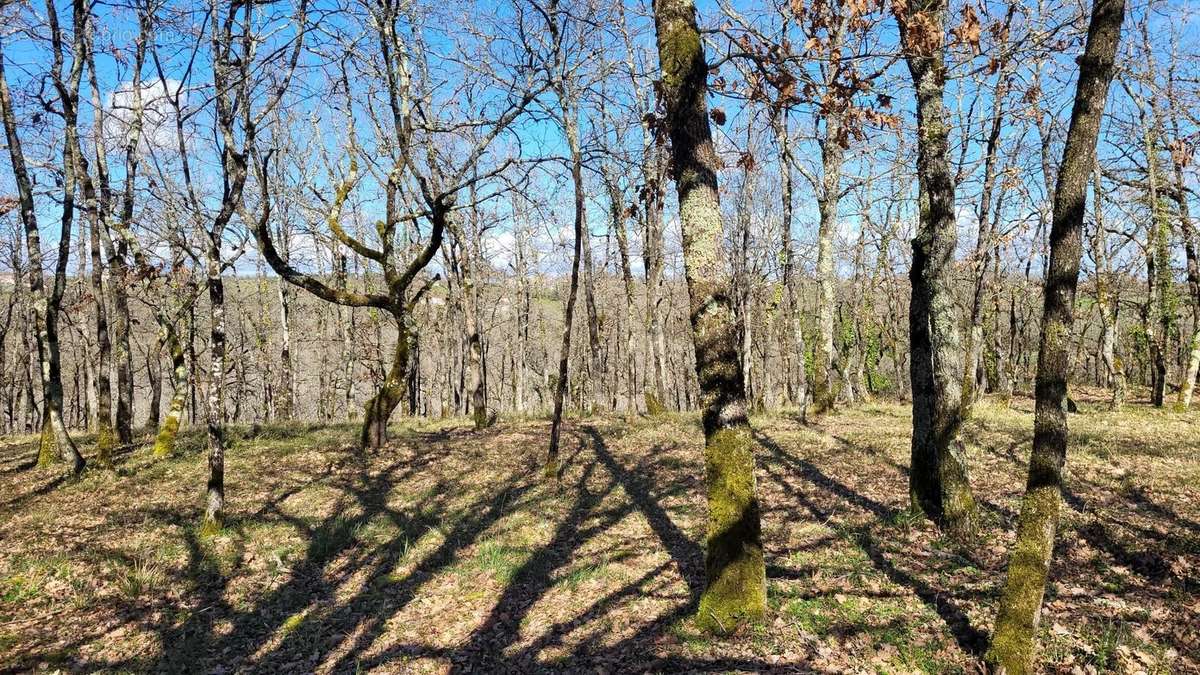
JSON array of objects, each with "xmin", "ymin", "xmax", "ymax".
[
  {"xmin": 152, "ymin": 399, "xmax": 183, "ymax": 458},
  {"xmin": 652, "ymin": 0, "xmax": 767, "ymax": 634},
  {"xmin": 695, "ymin": 426, "xmax": 766, "ymax": 633},
  {"xmin": 95, "ymin": 423, "xmax": 116, "ymax": 469},
  {"xmin": 986, "ymin": 484, "xmax": 1061, "ymax": 674},
  {"xmin": 360, "ymin": 317, "xmax": 410, "ymax": 450},
  {"xmin": 986, "ymin": 0, "xmax": 1123, "ymax": 669},
  {"xmin": 37, "ymin": 420, "xmax": 56, "ymax": 468}
]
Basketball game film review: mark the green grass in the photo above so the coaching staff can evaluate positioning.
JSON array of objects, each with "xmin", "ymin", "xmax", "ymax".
[
  {"xmin": 461, "ymin": 540, "xmax": 529, "ymax": 583},
  {"xmin": 557, "ymin": 562, "xmax": 608, "ymax": 590}
]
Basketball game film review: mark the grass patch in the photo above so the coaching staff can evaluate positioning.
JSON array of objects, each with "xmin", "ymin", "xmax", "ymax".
[{"xmin": 460, "ymin": 540, "xmax": 528, "ymax": 583}]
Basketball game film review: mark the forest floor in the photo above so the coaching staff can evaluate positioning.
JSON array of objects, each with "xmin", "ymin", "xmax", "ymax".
[{"xmin": 0, "ymin": 393, "xmax": 1197, "ymax": 674}]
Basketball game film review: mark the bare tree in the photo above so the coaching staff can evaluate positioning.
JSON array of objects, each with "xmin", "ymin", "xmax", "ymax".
[
  {"xmin": 987, "ymin": 0, "xmax": 1124, "ymax": 668},
  {"xmin": 653, "ymin": 0, "xmax": 765, "ymax": 632},
  {"xmin": 892, "ymin": 0, "xmax": 977, "ymax": 539}
]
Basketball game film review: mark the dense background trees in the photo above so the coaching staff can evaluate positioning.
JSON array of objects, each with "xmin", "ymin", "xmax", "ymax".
[
  {"xmin": 2, "ymin": 0, "xmax": 1196, "ymax": 668},
  {"xmin": 4, "ymin": 0, "xmax": 1195, "ymax": 442}
]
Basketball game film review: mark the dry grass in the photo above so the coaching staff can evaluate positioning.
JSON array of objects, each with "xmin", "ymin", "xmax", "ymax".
[{"xmin": 0, "ymin": 396, "xmax": 1196, "ymax": 673}]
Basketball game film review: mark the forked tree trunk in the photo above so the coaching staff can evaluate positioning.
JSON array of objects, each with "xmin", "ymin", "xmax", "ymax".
[
  {"xmin": 653, "ymin": 0, "xmax": 765, "ymax": 633},
  {"xmin": 895, "ymin": 0, "xmax": 976, "ymax": 540},
  {"xmin": 987, "ymin": 0, "xmax": 1123, "ymax": 669}
]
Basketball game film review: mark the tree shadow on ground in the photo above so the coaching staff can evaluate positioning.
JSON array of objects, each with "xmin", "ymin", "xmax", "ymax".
[
  {"xmin": 755, "ymin": 431, "xmax": 989, "ymax": 658},
  {"xmin": 9, "ymin": 412, "xmax": 1195, "ymax": 672}
]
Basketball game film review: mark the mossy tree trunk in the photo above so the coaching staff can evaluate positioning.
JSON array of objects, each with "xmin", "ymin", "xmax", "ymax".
[
  {"xmin": 893, "ymin": 0, "xmax": 976, "ymax": 540},
  {"xmin": 986, "ymin": 0, "xmax": 1123, "ymax": 670},
  {"xmin": 653, "ymin": 0, "xmax": 765, "ymax": 632},
  {"xmin": 360, "ymin": 314, "xmax": 412, "ymax": 449},
  {"xmin": 153, "ymin": 326, "xmax": 188, "ymax": 458}
]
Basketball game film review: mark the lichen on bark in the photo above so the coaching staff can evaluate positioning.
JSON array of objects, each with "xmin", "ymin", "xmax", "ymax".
[{"xmin": 653, "ymin": 0, "xmax": 767, "ymax": 634}]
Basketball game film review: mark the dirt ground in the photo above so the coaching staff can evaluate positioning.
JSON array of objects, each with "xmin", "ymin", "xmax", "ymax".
[{"xmin": 0, "ymin": 394, "xmax": 1197, "ymax": 673}]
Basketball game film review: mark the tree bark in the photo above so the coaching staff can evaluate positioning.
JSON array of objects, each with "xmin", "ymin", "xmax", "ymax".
[
  {"xmin": 202, "ymin": 236, "xmax": 229, "ymax": 532},
  {"xmin": 895, "ymin": 0, "xmax": 976, "ymax": 539},
  {"xmin": 774, "ymin": 113, "xmax": 807, "ymax": 415},
  {"xmin": 153, "ymin": 325, "xmax": 188, "ymax": 457},
  {"xmin": 360, "ymin": 313, "xmax": 412, "ymax": 449},
  {"xmin": 813, "ymin": 115, "xmax": 845, "ymax": 414},
  {"xmin": 987, "ymin": 0, "xmax": 1123, "ymax": 669},
  {"xmin": 653, "ymin": 0, "xmax": 765, "ymax": 632},
  {"xmin": 0, "ymin": 22, "xmax": 85, "ymax": 476},
  {"xmin": 89, "ymin": 216, "xmax": 116, "ymax": 466},
  {"xmin": 545, "ymin": 94, "xmax": 585, "ymax": 479}
]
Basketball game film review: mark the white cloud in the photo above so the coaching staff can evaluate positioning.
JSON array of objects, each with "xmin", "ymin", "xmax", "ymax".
[{"xmin": 104, "ymin": 78, "xmax": 188, "ymax": 156}]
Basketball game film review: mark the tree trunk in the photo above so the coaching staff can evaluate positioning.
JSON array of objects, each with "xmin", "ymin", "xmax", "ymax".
[
  {"xmin": 654, "ymin": 0, "xmax": 765, "ymax": 632},
  {"xmin": 774, "ymin": 113, "xmax": 807, "ymax": 415},
  {"xmin": 582, "ymin": 213, "xmax": 604, "ymax": 411},
  {"xmin": 545, "ymin": 98, "xmax": 585, "ymax": 479},
  {"xmin": 514, "ymin": 216, "xmax": 530, "ymax": 413},
  {"xmin": 0, "ymin": 44, "xmax": 85, "ymax": 476},
  {"xmin": 813, "ymin": 115, "xmax": 845, "ymax": 414},
  {"xmin": 1145, "ymin": 119, "xmax": 1171, "ymax": 408},
  {"xmin": 987, "ymin": 0, "xmax": 1123, "ymax": 669},
  {"xmin": 153, "ymin": 325, "xmax": 188, "ymax": 458},
  {"xmin": 89, "ymin": 214, "xmax": 116, "ymax": 466},
  {"xmin": 606, "ymin": 163, "xmax": 641, "ymax": 412},
  {"xmin": 896, "ymin": 0, "xmax": 976, "ymax": 539},
  {"xmin": 1168, "ymin": 116, "xmax": 1200, "ymax": 409},
  {"xmin": 277, "ymin": 250, "xmax": 295, "ymax": 421},
  {"xmin": 360, "ymin": 313, "xmax": 411, "ymax": 449},
  {"xmin": 644, "ymin": 147, "xmax": 670, "ymax": 414},
  {"xmin": 106, "ymin": 234, "xmax": 135, "ymax": 445},
  {"xmin": 962, "ymin": 48, "xmax": 1012, "ymax": 419},
  {"xmin": 202, "ymin": 240, "xmax": 228, "ymax": 532},
  {"xmin": 1091, "ymin": 163, "xmax": 1125, "ymax": 409},
  {"xmin": 145, "ymin": 339, "xmax": 163, "ymax": 433}
]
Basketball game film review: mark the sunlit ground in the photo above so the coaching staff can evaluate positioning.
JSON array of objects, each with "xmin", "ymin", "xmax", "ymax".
[{"xmin": 0, "ymin": 393, "xmax": 1196, "ymax": 673}]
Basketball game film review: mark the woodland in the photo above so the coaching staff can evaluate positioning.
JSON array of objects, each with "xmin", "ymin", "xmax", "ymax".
[{"xmin": 0, "ymin": 0, "xmax": 1197, "ymax": 671}]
